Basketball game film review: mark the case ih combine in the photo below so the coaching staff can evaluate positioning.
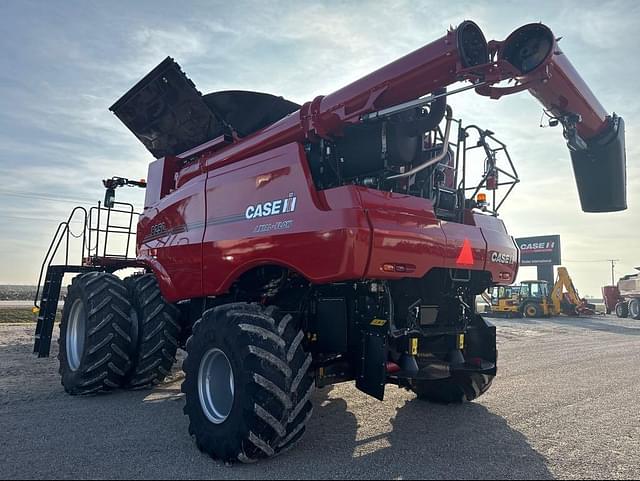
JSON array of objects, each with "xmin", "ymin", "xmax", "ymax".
[{"xmin": 33, "ymin": 21, "xmax": 626, "ymax": 462}]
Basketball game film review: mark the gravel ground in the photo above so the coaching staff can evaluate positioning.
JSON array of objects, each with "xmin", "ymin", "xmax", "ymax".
[{"xmin": 1, "ymin": 316, "xmax": 639, "ymax": 480}]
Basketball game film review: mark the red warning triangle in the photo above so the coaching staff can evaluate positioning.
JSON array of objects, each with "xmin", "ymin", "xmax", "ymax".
[{"xmin": 456, "ymin": 239, "xmax": 475, "ymax": 266}]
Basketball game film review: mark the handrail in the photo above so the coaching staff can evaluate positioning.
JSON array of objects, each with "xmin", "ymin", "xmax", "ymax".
[
  {"xmin": 34, "ymin": 207, "xmax": 88, "ymax": 309},
  {"xmin": 456, "ymin": 124, "xmax": 520, "ymax": 216},
  {"xmin": 89, "ymin": 202, "xmax": 137, "ymax": 259},
  {"xmin": 34, "ymin": 201, "xmax": 140, "ymax": 309}
]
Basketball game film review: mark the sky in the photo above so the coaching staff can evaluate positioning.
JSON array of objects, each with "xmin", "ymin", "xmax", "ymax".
[{"xmin": 0, "ymin": 0, "xmax": 638, "ymax": 296}]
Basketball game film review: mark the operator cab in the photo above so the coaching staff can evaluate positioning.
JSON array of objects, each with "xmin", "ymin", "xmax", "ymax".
[
  {"xmin": 519, "ymin": 280, "xmax": 550, "ymax": 300},
  {"xmin": 490, "ymin": 285, "xmax": 520, "ymax": 306}
]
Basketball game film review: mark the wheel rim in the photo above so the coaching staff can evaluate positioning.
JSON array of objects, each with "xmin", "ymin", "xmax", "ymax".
[
  {"xmin": 198, "ymin": 348, "xmax": 235, "ymax": 424},
  {"xmin": 526, "ymin": 306, "xmax": 536, "ymax": 317},
  {"xmin": 67, "ymin": 298, "xmax": 86, "ymax": 371}
]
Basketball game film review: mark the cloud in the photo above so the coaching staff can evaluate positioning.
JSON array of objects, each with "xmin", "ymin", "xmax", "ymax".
[{"xmin": 0, "ymin": 0, "xmax": 638, "ymax": 295}]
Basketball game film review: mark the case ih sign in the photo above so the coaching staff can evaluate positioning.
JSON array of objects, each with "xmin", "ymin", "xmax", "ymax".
[{"xmin": 516, "ymin": 235, "xmax": 562, "ymax": 266}]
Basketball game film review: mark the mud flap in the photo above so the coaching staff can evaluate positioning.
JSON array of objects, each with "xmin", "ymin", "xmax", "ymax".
[{"xmin": 355, "ymin": 332, "xmax": 386, "ymax": 401}]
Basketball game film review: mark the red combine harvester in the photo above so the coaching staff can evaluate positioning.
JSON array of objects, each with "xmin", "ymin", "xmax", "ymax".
[{"xmin": 33, "ymin": 22, "xmax": 626, "ymax": 462}]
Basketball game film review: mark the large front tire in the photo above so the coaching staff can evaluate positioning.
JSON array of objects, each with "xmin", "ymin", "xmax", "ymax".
[
  {"xmin": 58, "ymin": 272, "xmax": 133, "ymax": 395},
  {"xmin": 181, "ymin": 303, "xmax": 314, "ymax": 463}
]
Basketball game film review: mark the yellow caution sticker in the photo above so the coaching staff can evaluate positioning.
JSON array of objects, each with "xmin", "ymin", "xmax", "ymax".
[
  {"xmin": 458, "ymin": 334, "xmax": 465, "ymax": 350},
  {"xmin": 370, "ymin": 319, "xmax": 387, "ymax": 327},
  {"xmin": 410, "ymin": 338, "xmax": 419, "ymax": 356}
]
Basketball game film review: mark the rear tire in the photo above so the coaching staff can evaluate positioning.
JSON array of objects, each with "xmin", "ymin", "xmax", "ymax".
[
  {"xmin": 616, "ymin": 302, "xmax": 629, "ymax": 319},
  {"xmin": 124, "ymin": 274, "xmax": 182, "ymax": 388},
  {"xmin": 58, "ymin": 272, "xmax": 133, "ymax": 395},
  {"xmin": 629, "ymin": 299, "xmax": 640, "ymax": 320},
  {"xmin": 523, "ymin": 302, "xmax": 542, "ymax": 318},
  {"xmin": 181, "ymin": 303, "xmax": 314, "ymax": 463}
]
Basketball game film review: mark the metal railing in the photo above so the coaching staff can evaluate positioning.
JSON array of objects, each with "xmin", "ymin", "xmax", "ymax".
[
  {"xmin": 34, "ymin": 201, "xmax": 139, "ymax": 308},
  {"xmin": 88, "ymin": 202, "xmax": 137, "ymax": 259},
  {"xmin": 455, "ymin": 122, "xmax": 520, "ymax": 215}
]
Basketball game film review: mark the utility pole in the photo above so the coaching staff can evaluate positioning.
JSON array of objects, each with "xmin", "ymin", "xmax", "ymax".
[
  {"xmin": 609, "ymin": 259, "xmax": 620, "ymax": 286},
  {"xmin": 565, "ymin": 258, "xmax": 622, "ymax": 287}
]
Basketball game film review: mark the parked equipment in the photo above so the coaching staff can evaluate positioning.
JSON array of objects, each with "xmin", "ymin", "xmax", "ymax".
[
  {"xmin": 487, "ymin": 280, "xmax": 551, "ymax": 317},
  {"xmin": 486, "ymin": 267, "xmax": 595, "ymax": 318},
  {"xmin": 484, "ymin": 285, "xmax": 521, "ymax": 317},
  {"xmin": 603, "ymin": 268, "xmax": 640, "ymax": 319},
  {"xmin": 33, "ymin": 21, "xmax": 626, "ymax": 462}
]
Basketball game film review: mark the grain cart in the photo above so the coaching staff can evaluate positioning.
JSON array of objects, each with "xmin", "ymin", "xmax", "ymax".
[
  {"xmin": 603, "ymin": 268, "xmax": 640, "ymax": 319},
  {"xmin": 33, "ymin": 22, "xmax": 627, "ymax": 462}
]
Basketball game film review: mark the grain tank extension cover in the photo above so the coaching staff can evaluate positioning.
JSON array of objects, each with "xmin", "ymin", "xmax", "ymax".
[{"xmin": 110, "ymin": 57, "xmax": 300, "ymax": 159}]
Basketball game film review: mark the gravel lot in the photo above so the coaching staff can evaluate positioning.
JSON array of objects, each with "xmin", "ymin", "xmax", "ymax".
[{"xmin": 1, "ymin": 315, "xmax": 639, "ymax": 480}]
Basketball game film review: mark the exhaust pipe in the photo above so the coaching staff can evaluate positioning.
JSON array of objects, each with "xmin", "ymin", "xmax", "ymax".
[{"xmin": 497, "ymin": 23, "xmax": 627, "ymax": 212}]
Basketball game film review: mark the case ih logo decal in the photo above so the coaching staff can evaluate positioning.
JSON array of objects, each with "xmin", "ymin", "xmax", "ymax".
[
  {"xmin": 491, "ymin": 251, "xmax": 514, "ymax": 265},
  {"xmin": 245, "ymin": 193, "xmax": 297, "ymax": 220},
  {"xmin": 516, "ymin": 235, "xmax": 562, "ymax": 266},
  {"xmin": 519, "ymin": 241, "xmax": 555, "ymax": 253}
]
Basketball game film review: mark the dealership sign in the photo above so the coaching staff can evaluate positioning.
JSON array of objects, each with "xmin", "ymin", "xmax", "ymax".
[{"xmin": 516, "ymin": 235, "xmax": 561, "ymax": 266}]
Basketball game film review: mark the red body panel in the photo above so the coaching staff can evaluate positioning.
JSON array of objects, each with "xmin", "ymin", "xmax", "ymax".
[
  {"xmin": 138, "ymin": 173, "xmax": 206, "ymax": 301},
  {"xmin": 358, "ymin": 189, "xmax": 447, "ymax": 279},
  {"xmin": 201, "ymin": 143, "xmax": 371, "ymax": 295},
  {"xmin": 137, "ymin": 142, "xmax": 519, "ymax": 302}
]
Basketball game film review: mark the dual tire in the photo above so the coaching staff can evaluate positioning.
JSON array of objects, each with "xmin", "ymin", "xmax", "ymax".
[
  {"xmin": 58, "ymin": 272, "xmax": 181, "ymax": 395},
  {"xmin": 616, "ymin": 302, "xmax": 629, "ymax": 319},
  {"xmin": 58, "ymin": 274, "xmax": 315, "ymax": 462}
]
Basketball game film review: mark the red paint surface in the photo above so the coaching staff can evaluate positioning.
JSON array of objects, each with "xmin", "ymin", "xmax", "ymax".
[{"xmin": 138, "ymin": 141, "xmax": 519, "ymax": 302}]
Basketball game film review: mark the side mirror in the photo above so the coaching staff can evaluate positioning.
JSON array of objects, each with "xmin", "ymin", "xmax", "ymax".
[{"xmin": 104, "ymin": 188, "xmax": 116, "ymax": 208}]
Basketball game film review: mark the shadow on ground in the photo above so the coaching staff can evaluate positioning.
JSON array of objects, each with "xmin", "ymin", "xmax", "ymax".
[
  {"xmin": 119, "ymin": 383, "xmax": 552, "ymax": 479},
  {"xmin": 1, "ymin": 325, "xmax": 552, "ymax": 480},
  {"xmin": 265, "ymin": 388, "xmax": 553, "ymax": 480}
]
